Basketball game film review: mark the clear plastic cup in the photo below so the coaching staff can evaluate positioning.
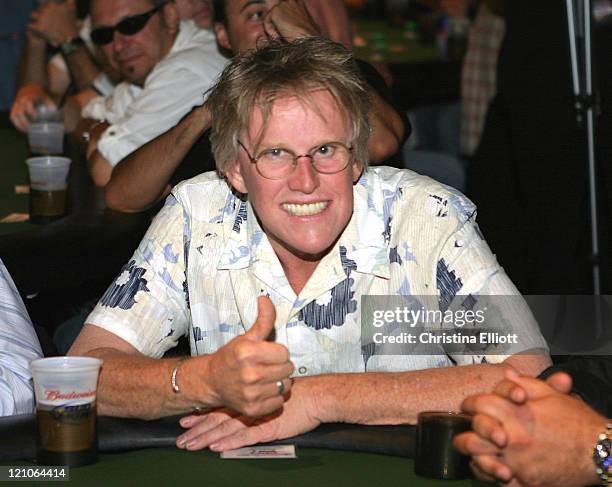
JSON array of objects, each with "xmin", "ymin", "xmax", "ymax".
[
  {"xmin": 27, "ymin": 122, "xmax": 65, "ymax": 155},
  {"xmin": 25, "ymin": 156, "xmax": 71, "ymax": 223},
  {"xmin": 35, "ymin": 104, "xmax": 61, "ymax": 123},
  {"xmin": 30, "ymin": 357, "xmax": 103, "ymax": 467}
]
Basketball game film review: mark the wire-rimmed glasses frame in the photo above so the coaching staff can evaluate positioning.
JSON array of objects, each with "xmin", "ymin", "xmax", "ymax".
[{"xmin": 237, "ymin": 140, "xmax": 354, "ymax": 180}]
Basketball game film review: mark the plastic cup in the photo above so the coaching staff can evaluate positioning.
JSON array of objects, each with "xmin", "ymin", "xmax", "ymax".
[
  {"xmin": 35, "ymin": 104, "xmax": 61, "ymax": 123},
  {"xmin": 25, "ymin": 156, "xmax": 72, "ymax": 224},
  {"xmin": 30, "ymin": 357, "xmax": 103, "ymax": 467},
  {"xmin": 27, "ymin": 122, "xmax": 65, "ymax": 156},
  {"xmin": 414, "ymin": 411, "xmax": 472, "ymax": 479}
]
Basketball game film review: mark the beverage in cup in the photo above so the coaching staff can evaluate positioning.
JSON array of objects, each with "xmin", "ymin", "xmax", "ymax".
[
  {"xmin": 25, "ymin": 156, "xmax": 71, "ymax": 223},
  {"xmin": 30, "ymin": 357, "xmax": 102, "ymax": 467},
  {"xmin": 414, "ymin": 411, "xmax": 472, "ymax": 480}
]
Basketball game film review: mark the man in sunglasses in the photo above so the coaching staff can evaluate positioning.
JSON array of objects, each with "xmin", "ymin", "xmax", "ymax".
[
  {"xmin": 81, "ymin": 0, "xmax": 226, "ymax": 187},
  {"xmin": 70, "ymin": 37, "xmax": 549, "ymax": 452},
  {"xmin": 101, "ymin": 0, "xmax": 406, "ymax": 213}
]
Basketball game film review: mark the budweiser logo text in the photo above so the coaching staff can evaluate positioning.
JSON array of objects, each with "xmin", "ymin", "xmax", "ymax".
[{"xmin": 44, "ymin": 389, "xmax": 96, "ymax": 401}]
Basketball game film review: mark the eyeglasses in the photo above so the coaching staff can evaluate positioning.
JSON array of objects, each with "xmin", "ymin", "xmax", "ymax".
[
  {"xmin": 90, "ymin": 2, "xmax": 167, "ymax": 46},
  {"xmin": 238, "ymin": 140, "xmax": 354, "ymax": 180}
]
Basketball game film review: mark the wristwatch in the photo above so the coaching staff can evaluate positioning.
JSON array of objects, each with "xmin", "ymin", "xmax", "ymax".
[
  {"xmin": 594, "ymin": 423, "xmax": 612, "ymax": 485},
  {"xmin": 60, "ymin": 36, "xmax": 85, "ymax": 56}
]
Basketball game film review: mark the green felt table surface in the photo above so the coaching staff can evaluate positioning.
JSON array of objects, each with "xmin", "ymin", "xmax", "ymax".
[
  {"xmin": 353, "ymin": 19, "xmax": 443, "ymax": 65},
  {"xmin": 0, "ymin": 128, "xmax": 31, "ymax": 235},
  {"xmin": 2, "ymin": 447, "xmax": 491, "ymax": 487}
]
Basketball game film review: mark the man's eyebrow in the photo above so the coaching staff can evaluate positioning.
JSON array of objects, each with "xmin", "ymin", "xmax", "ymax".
[{"xmin": 240, "ymin": 0, "xmax": 265, "ymax": 13}]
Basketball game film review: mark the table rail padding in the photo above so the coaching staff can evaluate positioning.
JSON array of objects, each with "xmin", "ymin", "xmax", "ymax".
[{"xmin": 0, "ymin": 414, "xmax": 415, "ymax": 461}]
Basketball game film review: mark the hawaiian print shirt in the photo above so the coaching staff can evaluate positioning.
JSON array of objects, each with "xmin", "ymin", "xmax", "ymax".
[{"xmin": 86, "ymin": 167, "xmax": 547, "ymax": 377}]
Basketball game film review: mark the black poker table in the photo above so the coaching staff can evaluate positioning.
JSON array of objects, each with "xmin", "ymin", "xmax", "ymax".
[{"xmin": 0, "ymin": 414, "xmax": 492, "ymax": 486}]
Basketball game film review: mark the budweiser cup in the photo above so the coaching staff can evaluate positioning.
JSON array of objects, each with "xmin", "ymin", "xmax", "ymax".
[{"xmin": 30, "ymin": 357, "xmax": 102, "ymax": 467}]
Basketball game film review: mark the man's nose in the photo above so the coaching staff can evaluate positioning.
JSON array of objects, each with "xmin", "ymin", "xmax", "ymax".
[
  {"xmin": 287, "ymin": 156, "xmax": 319, "ymax": 194},
  {"xmin": 112, "ymin": 30, "xmax": 128, "ymax": 52}
]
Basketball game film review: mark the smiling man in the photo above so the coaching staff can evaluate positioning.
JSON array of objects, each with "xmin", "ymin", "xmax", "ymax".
[
  {"xmin": 82, "ymin": 0, "xmax": 226, "ymax": 186},
  {"xmin": 70, "ymin": 38, "xmax": 550, "ymax": 451}
]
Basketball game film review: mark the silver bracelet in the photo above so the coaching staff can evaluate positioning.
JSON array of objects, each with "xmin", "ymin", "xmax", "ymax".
[{"xmin": 171, "ymin": 358, "xmax": 188, "ymax": 394}]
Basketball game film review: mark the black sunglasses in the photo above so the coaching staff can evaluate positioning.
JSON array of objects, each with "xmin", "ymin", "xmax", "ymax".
[{"xmin": 91, "ymin": 2, "xmax": 167, "ymax": 46}]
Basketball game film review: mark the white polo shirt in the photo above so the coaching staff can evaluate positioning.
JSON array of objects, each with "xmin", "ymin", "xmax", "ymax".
[{"xmin": 82, "ymin": 21, "xmax": 227, "ymax": 167}]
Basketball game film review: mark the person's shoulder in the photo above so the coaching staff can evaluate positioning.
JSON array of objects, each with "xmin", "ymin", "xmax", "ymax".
[
  {"xmin": 172, "ymin": 170, "xmax": 229, "ymax": 196},
  {"xmin": 171, "ymin": 171, "xmax": 237, "ymax": 220},
  {"xmin": 362, "ymin": 166, "xmax": 477, "ymax": 224},
  {"xmin": 166, "ymin": 22, "xmax": 227, "ymax": 71}
]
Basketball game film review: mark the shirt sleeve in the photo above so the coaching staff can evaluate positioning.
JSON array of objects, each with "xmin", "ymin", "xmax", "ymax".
[
  {"xmin": 436, "ymin": 193, "xmax": 549, "ymax": 365},
  {"xmin": 96, "ymin": 64, "xmax": 214, "ymax": 167},
  {"xmin": 85, "ymin": 195, "xmax": 191, "ymax": 358},
  {"xmin": 0, "ymin": 260, "xmax": 43, "ymax": 416}
]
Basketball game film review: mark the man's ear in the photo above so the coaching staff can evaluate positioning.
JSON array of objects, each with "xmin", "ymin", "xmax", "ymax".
[
  {"xmin": 162, "ymin": 2, "xmax": 180, "ymax": 36},
  {"xmin": 225, "ymin": 161, "xmax": 248, "ymax": 194},
  {"xmin": 351, "ymin": 161, "xmax": 363, "ymax": 183},
  {"xmin": 214, "ymin": 22, "xmax": 232, "ymax": 51}
]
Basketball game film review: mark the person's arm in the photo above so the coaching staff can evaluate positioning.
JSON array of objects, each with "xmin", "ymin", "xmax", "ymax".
[
  {"xmin": 0, "ymin": 261, "xmax": 43, "ymax": 416},
  {"xmin": 10, "ymin": 34, "xmax": 55, "ymax": 132},
  {"xmin": 68, "ymin": 296, "xmax": 293, "ymax": 420},
  {"xmin": 105, "ymin": 104, "xmax": 212, "ymax": 212},
  {"xmin": 174, "ymin": 351, "xmax": 549, "ymax": 451},
  {"xmin": 29, "ymin": 1, "xmax": 104, "ymax": 91},
  {"xmin": 84, "ymin": 120, "xmax": 112, "ymax": 187},
  {"xmin": 367, "ymin": 87, "xmax": 405, "ymax": 163},
  {"xmin": 304, "ymin": 0, "xmax": 353, "ymax": 48},
  {"xmin": 307, "ymin": 353, "xmax": 549, "ymax": 425}
]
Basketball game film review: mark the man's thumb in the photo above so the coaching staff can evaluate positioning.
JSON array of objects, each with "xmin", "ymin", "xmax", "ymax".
[{"xmin": 245, "ymin": 295, "xmax": 276, "ymax": 341}]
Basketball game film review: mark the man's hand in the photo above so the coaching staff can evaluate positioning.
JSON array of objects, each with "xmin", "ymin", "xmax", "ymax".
[
  {"xmin": 204, "ymin": 296, "xmax": 294, "ymax": 417},
  {"xmin": 29, "ymin": 0, "xmax": 79, "ymax": 47},
  {"xmin": 263, "ymin": 0, "xmax": 320, "ymax": 42},
  {"xmin": 176, "ymin": 377, "xmax": 320, "ymax": 451},
  {"xmin": 10, "ymin": 84, "xmax": 56, "ymax": 132},
  {"xmin": 85, "ymin": 120, "xmax": 110, "ymax": 158},
  {"xmin": 454, "ymin": 371, "xmax": 606, "ymax": 487}
]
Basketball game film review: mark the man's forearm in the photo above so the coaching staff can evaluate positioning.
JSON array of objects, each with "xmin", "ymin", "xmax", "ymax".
[
  {"xmin": 105, "ymin": 105, "xmax": 212, "ymax": 212},
  {"xmin": 308, "ymin": 354, "xmax": 550, "ymax": 425},
  {"xmin": 77, "ymin": 348, "xmax": 218, "ymax": 419},
  {"xmin": 64, "ymin": 47, "xmax": 103, "ymax": 91},
  {"xmin": 18, "ymin": 35, "xmax": 48, "ymax": 88},
  {"xmin": 367, "ymin": 88, "xmax": 405, "ymax": 163}
]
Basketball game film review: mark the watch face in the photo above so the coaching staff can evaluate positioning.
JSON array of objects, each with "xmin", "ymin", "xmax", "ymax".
[{"xmin": 594, "ymin": 430, "xmax": 612, "ymax": 475}]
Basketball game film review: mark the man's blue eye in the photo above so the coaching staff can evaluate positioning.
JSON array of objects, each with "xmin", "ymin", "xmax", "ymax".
[{"xmin": 317, "ymin": 145, "xmax": 334, "ymax": 156}]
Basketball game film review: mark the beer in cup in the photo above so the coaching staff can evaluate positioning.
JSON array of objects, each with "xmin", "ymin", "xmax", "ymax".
[
  {"xmin": 25, "ymin": 156, "xmax": 71, "ymax": 223},
  {"xmin": 414, "ymin": 411, "xmax": 472, "ymax": 480},
  {"xmin": 30, "ymin": 357, "xmax": 102, "ymax": 467}
]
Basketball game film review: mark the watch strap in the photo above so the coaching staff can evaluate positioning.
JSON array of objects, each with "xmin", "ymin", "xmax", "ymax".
[{"xmin": 60, "ymin": 36, "xmax": 85, "ymax": 56}]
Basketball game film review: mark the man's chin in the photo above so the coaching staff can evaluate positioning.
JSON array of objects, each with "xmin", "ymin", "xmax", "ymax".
[{"xmin": 122, "ymin": 67, "xmax": 148, "ymax": 87}]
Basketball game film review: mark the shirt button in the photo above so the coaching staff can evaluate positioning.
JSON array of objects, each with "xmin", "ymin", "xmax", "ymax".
[{"xmin": 298, "ymin": 366, "xmax": 307, "ymax": 375}]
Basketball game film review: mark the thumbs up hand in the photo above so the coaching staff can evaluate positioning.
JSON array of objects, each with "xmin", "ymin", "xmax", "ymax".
[{"xmin": 205, "ymin": 296, "xmax": 294, "ymax": 417}]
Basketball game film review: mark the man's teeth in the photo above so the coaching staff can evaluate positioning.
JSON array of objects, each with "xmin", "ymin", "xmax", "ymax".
[{"xmin": 283, "ymin": 202, "xmax": 328, "ymax": 216}]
